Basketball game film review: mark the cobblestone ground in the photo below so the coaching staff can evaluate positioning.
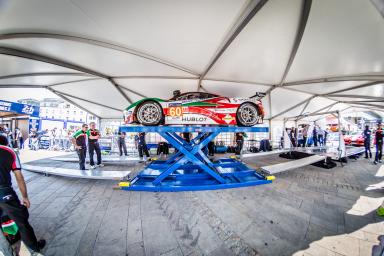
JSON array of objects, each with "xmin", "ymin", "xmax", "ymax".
[{"xmin": 16, "ymin": 153, "xmax": 384, "ymax": 256}]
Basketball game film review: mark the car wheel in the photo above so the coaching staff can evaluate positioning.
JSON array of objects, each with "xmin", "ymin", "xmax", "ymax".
[
  {"xmin": 236, "ymin": 103, "xmax": 260, "ymax": 127},
  {"xmin": 136, "ymin": 101, "xmax": 163, "ymax": 126}
]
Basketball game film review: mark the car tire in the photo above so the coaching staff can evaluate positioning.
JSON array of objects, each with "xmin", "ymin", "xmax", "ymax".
[
  {"xmin": 136, "ymin": 101, "xmax": 164, "ymax": 126},
  {"xmin": 236, "ymin": 102, "xmax": 260, "ymax": 127}
]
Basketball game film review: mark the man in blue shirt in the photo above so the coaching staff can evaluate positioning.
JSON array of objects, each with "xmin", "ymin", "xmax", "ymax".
[
  {"xmin": 135, "ymin": 132, "xmax": 149, "ymax": 161},
  {"xmin": 363, "ymin": 125, "xmax": 372, "ymax": 159}
]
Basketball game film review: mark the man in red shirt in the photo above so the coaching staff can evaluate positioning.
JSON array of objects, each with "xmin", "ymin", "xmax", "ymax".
[{"xmin": 0, "ymin": 134, "xmax": 45, "ymax": 253}]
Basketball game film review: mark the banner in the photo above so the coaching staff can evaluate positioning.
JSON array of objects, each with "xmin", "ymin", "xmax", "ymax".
[{"xmin": 0, "ymin": 100, "xmax": 40, "ymax": 118}]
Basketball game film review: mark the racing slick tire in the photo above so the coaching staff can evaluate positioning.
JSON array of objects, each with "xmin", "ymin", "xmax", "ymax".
[
  {"xmin": 136, "ymin": 101, "xmax": 164, "ymax": 126},
  {"xmin": 236, "ymin": 102, "xmax": 261, "ymax": 127}
]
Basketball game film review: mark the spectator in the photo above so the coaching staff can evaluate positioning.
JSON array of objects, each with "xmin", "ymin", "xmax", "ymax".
[
  {"xmin": 318, "ymin": 127, "xmax": 324, "ymax": 146},
  {"xmin": 302, "ymin": 125, "xmax": 308, "ymax": 147},
  {"xmin": 234, "ymin": 132, "xmax": 245, "ymax": 155},
  {"xmin": 71, "ymin": 124, "xmax": 88, "ymax": 170},
  {"xmin": 363, "ymin": 125, "xmax": 372, "ymax": 159},
  {"xmin": 87, "ymin": 122, "xmax": 103, "ymax": 169},
  {"xmin": 0, "ymin": 134, "xmax": 46, "ymax": 253},
  {"xmin": 135, "ymin": 132, "xmax": 150, "ymax": 162},
  {"xmin": 118, "ymin": 132, "xmax": 128, "ymax": 156},
  {"xmin": 374, "ymin": 123, "xmax": 383, "ymax": 165},
  {"xmin": 313, "ymin": 126, "xmax": 318, "ymax": 147}
]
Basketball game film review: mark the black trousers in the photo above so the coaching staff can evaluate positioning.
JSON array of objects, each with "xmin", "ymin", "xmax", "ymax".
[
  {"xmin": 0, "ymin": 193, "xmax": 38, "ymax": 251},
  {"xmin": 77, "ymin": 147, "xmax": 87, "ymax": 170},
  {"xmin": 364, "ymin": 140, "xmax": 372, "ymax": 158},
  {"xmin": 235, "ymin": 140, "xmax": 244, "ymax": 155},
  {"xmin": 313, "ymin": 136, "xmax": 318, "ymax": 147},
  {"xmin": 89, "ymin": 142, "xmax": 101, "ymax": 166},
  {"xmin": 118, "ymin": 140, "xmax": 127, "ymax": 156},
  {"xmin": 138, "ymin": 144, "xmax": 149, "ymax": 158},
  {"xmin": 375, "ymin": 142, "xmax": 383, "ymax": 162}
]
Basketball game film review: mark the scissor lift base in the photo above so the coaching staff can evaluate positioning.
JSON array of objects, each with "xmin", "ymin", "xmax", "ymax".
[{"xmin": 119, "ymin": 125, "xmax": 272, "ymax": 192}]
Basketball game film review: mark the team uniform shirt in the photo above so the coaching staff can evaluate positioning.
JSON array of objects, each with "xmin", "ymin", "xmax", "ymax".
[
  {"xmin": 72, "ymin": 130, "xmax": 87, "ymax": 148},
  {"xmin": 0, "ymin": 145, "xmax": 22, "ymax": 201},
  {"xmin": 375, "ymin": 129, "xmax": 383, "ymax": 145},
  {"xmin": 135, "ymin": 133, "xmax": 147, "ymax": 145},
  {"xmin": 86, "ymin": 129, "xmax": 100, "ymax": 143},
  {"xmin": 363, "ymin": 129, "xmax": 371, "ymax": 140}
]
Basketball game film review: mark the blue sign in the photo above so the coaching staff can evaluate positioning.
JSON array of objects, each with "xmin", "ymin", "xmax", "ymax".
[{"xmin": 0, "ymin": 100, "xmax": 40, "ymax": 118}]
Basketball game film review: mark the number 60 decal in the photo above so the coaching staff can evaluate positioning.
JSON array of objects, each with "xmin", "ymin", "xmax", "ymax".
[{"xmin": 169, "ymin": 106, "xmax": 183, "ymax": 117}]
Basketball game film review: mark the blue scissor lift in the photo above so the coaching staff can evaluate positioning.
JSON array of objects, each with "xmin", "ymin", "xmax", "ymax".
[{"xmin": 119, "ymin": 125, "xmax": 273, "ymax": 192}]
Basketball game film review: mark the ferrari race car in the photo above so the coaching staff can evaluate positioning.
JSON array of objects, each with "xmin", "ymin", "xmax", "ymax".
[{"xmin": 124, "ymin": 91, "xmax": 265, "ymax": 126}]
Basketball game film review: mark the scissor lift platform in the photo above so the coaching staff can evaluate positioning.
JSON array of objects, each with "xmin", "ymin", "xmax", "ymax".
[{"xmin": 119, "ymin": 125, "xmax": 272, "ymax": 192}]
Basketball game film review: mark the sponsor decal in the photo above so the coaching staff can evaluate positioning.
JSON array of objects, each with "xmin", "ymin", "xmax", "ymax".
[
  {"xmin": 169, "ymin": 102, "xmax": 182, "ymax": 107},
  {"xmin": 222, "ymin": 114, "xmax": 235, "ymax": 124},
  {"xmin": 182, "ymin": 116, "xmax": 207, "ymax": 122}
]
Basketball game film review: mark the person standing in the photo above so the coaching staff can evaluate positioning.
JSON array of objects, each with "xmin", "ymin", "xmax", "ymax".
[
  {"xmin": 182, "ymin": 132, "xmax": 192, "ymax": 143},
  {"xmin": 318, "ymin": 127, "xmax": 324, "ymax": 146},
  {"xmin": 135, "ymin": 132, "xmax": 150, "ymax": 161},
  {"xmin": 324, "ymin": 128, "xmax": 329, "ymax": 146},
  {"xmin": 71, "ymin": 124, "xmax": 88, "ymax": 170},
  {"xmin": 118, "ymin": 132, "xmax": 128, "ymax": 156},
  {"xmin": 87, "ymin": 122, "xmax": 103, "ymax": 169},
  {"xmin": 302, "ymin": 125, "xmax": 308, "ymax": 147},
  {"xmin": 0, "ymin": 135, "xmax": 46, "ymax": 254},
  {"xmin": 234, "ymin": 132, "xmax": 245, "ymax": 155},
  {"xmin": 374, "ymin": 123, "xmax": 383, "ymax": 165},
  {"xmin": 363, "ymin": 125, "xmax": 372, "ymax": 159},
  {"xmin": 313, "ymin": 126, "xmax": 318, "ymax": 147}
]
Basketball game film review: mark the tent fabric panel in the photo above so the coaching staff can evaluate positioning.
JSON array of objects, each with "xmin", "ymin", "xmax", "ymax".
[
  {"xmin": 288, "ymin": 81, "xmax": 370, "ymax": 95},
  {"xmin": 0, "ymin": 88, "xmax": 57, "ymax": 101},
  {"xmin": 0, "ymin": 38, "xmax": 196, "ymax": 77},
  {"xmin": 270, "ymin": 87, "xmax": 312, "ymax": 119},
  {"xmin": 206, "ymin": 0, "xmax": 302, "ymax": 84},
  {"xmin": 0, "ymin": 75, "xmax": 94, "ymax": 86},
  {"xmin": 0, "ymin": 55, "xmax": 78, "ymax": 77},
  {"xmin": 52, "ymin": 79, "xmax": 128, "ymax": 110},
  {"xmin": 335, "ymin": 83, "xmax": 384, "ymax": 97},
  {"xmin": 201, "ymin": 80, "xmax": 270, "ymax": 97},
  {"xmin": 286, "ymin": 0, "xmax": 384, "ymax": 82},
  {"xmin": 116, "ymin": 78, "xmax": 198, "ymax": 100},
  {"xmin": 64, "ymin": 95, "xmax": 123, "ymax": 118}
]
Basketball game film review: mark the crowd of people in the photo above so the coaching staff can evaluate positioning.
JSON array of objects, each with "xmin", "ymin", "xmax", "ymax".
[
  {"xmin": 287, "ymin": 125, "xmax": 329, "ymax": 147},
  {"xmin": 0, "ymin": 125, "xmax": 25, "ymax": 149}
]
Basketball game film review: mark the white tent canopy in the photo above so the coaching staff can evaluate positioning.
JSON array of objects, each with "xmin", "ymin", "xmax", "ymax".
[{"xmin": 0, "ymin": 0, "xmax": 383, "ymax": 120}]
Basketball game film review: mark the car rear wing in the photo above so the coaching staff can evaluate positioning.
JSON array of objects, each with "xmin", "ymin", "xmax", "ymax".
[{"xmin": 250, "ymin": 92, "xmax": 266, "ymax": 100}]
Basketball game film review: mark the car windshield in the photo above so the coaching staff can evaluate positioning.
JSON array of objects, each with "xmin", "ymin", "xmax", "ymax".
[{"xmin": 170, "ymin": 92, "xmax": 218, "ymax": 101}]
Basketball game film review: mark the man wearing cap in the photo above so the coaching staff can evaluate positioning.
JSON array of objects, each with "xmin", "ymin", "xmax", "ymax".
[
  {"xmin": 0, "ymin": 134, "xmax": 45, "ymax": 254},
  {"xmin": 87, "ymin": 122, "xmax": 103, "ymax": 169},
  {"xmin": 71, "ymin": 124, "xmax": 88, "ymax": 170}
]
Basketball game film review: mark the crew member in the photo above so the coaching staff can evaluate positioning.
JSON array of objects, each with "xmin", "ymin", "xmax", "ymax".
[
  {"xmin": 313, "ymin": 126, "xmax": 318, "ymax": 147},
  {"xmin": 302, "ymin": 125, "xmax": 308, "ymax": 147},
  {"xmin": 374, "ymin": 123, "xmax": 383, "ymax": 165},
  {"xmin": 318, "ymin": 127, "xmax": 324, "ymax": 146},
  {"xmin": 135, "ymin": 132, "xmax": 150, "ymax": 161},
  {"xmin": 182, "ymin": 132, "xmax": 192, "ymax": 143},
  {"xmin": 71, "ymin": 124, "xmax": 88, "ymax": 170},
  {"xmin": 87, "ymin": 122, "xmax": 103, "ymax": 169},
  {"xmin": 0, "ymin": 135, "xmax": 45, "ymax": 253},
  {"xmin": 363, "ymin": 125, "xmax": 372, "ymax": 159},
  {"xmin": 172, "ymin": 90, "xmax": 181, "ymax": 99},
  {"xmin": 235, "ymin": 132, "xmax": 245, "ymax": 155},
  {"xmin": 118, "ymin": 132, "xmax": 128, "ymax": 156}
]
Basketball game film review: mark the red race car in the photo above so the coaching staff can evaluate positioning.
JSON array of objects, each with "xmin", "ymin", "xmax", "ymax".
[
  {"xmin": 344, "ymin": 132, "xmax": 365, "ymax": 146},
  {"xmin": 124, "ymin": 91, "xmax": 265, "ymax": 126}
]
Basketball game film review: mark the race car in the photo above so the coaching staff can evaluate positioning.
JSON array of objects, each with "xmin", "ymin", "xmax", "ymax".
[
  {"xmin": 344, "ymin": 132, "xmax": 365, "ymax": 146},
  {"xmin": 124, "ymin": 91, "xmax": 265, "ymax": 126}
]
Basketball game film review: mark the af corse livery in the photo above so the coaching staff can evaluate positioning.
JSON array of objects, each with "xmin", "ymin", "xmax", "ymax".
[{"xmin": 124, "ymin": 91, "xmax": 265, "ymax": 127}]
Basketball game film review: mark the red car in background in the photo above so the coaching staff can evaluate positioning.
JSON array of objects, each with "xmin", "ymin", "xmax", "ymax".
[{"xmin": 344, "ymin": 132, "xmax": 365, "ymax": 146}]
